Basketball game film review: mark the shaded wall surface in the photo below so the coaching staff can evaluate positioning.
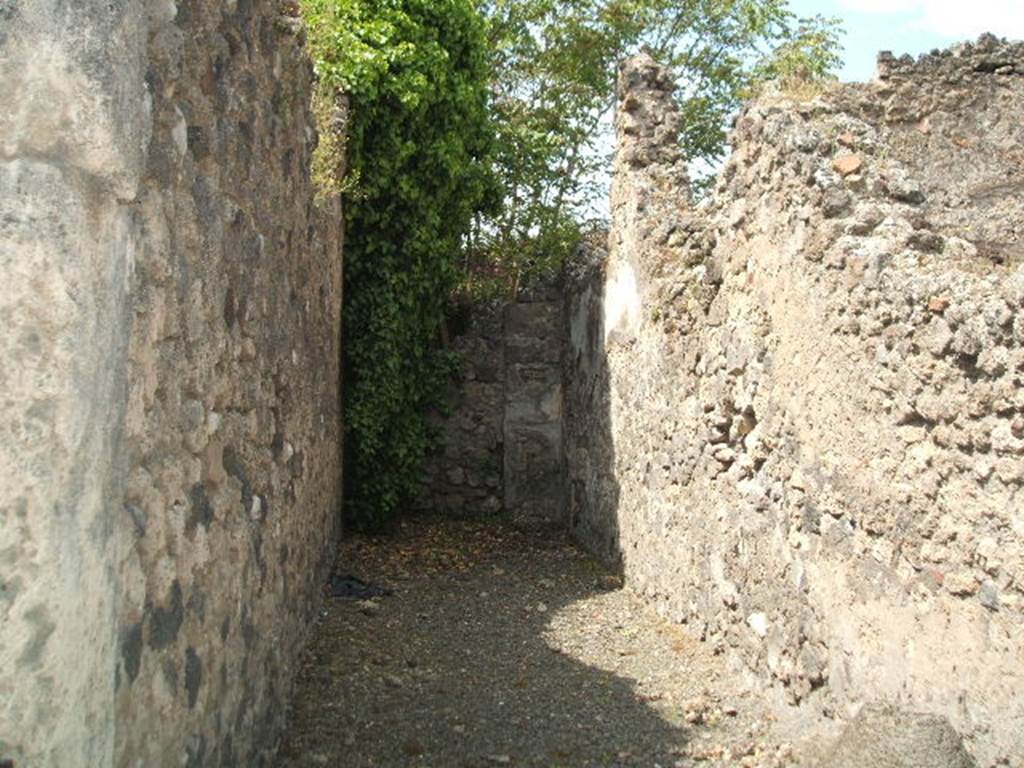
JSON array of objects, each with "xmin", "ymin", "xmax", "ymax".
[
  {"xmin": 0, "ymin": 2, "xmax": 344, "ymax": 766},
  {"xmin": 418, "ymin": 288, "xmax": 564, "ymax": 526},
  {"xmin": 565, "ymin": 41, "xmax": 1024, "ymax": 767}
]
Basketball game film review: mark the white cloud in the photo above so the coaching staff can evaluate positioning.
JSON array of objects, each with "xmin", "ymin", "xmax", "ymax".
[{"xmin": 839, "ymin": 0, "xmax": 1024, "ymax": 40}]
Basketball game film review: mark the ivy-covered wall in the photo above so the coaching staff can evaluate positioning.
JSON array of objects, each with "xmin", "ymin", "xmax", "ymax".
[{"xmin": 303, "ymin": 0, "xmax": 497, "ymax": 528}]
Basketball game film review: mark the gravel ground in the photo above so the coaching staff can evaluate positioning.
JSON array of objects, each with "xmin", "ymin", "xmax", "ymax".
[{"xmin": 277, "ymin": 518, "xmax": 822, "ymax": 768}]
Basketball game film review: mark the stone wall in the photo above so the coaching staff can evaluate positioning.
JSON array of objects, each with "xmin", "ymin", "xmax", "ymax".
[
  {"xmin": 419, "ymin": 302, "xmax": 506, "ymax": 518},
  {"xmin": 0, "ymin": 2, "xmax": 344, "ymax": 766},
  {"xmin": 503, "ymin": 286, "xmax": 565, "ymax": 525},
  {"xmin": 418, "ymin": 288, "xmax": 564, "ymax": 526},
  {"xmin": 565, "ymin": 39, "xmax": 1024, "ymax": 767}
]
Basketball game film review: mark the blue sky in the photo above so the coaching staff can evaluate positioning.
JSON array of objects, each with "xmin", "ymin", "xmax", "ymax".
[{"xmin": 787, "ymin": 0, "xmax": 1024, "ymax": 82}]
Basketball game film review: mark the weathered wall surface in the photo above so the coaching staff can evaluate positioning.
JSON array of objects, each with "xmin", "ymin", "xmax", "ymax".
[
  {"xmin": 1, "ymin": 3, "xmax": 149, "ymax": 764},
  {"xmin": 417, "ymin": 289, "xmax": 564, "ymax": 526},
  {"xmin": 0, "ymin": 2, "xmax": 344, "ymax": 766},
  {"xmin": 566, "ymin": 39, "xmax": 1024, "ymax": 766},
  {"xmin": 503, "ymin": 287, "xmax": 565, "ymax": 526},
  {"xmin": 418, "ymin": 303, "xmax": 506, "ymax": 517}
]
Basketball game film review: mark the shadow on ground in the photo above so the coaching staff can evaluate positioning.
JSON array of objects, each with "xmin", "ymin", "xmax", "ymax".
[{"xmin": 277, "ymin": 518, "xmax": 695, "ymax": 768}]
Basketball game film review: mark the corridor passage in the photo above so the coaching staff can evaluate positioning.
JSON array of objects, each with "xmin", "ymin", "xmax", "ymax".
[{"xmin": 278, "ymin": 519, "xmax": 815, "ymax": 768}]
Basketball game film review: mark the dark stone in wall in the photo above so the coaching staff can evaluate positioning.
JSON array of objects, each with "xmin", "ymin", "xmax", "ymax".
[
  {"xmin": 185, "ymin": 647, "xmax": 203, "ymax": 709},
  {"xmin": 187, "ymin": 483, "xmax": 215, "ymax": 532},
  {"xmin": 148, "ymin": 581, "xmax": 184, "ymax": 651},
  {"xmin": 121, "ymin": 622, "xmax": 144, "ymax": 685}
]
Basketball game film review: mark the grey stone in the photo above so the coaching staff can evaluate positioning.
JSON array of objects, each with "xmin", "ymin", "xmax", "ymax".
[
  {"xmin": 979, "ymin": 580, "xmax": 1000, "ymax": 611},
  {"xmin": 821, "ymin": 705, "xmax": 976, "ymax": 768},
  {"xmin": 822, "ymin": 187, "xmax": 853, "ymax": 218}
]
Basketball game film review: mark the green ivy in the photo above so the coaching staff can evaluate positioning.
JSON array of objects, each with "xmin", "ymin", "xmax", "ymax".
[{"xmin": 303, "ymin": 0, "xmax": 497, "ymax": 528}]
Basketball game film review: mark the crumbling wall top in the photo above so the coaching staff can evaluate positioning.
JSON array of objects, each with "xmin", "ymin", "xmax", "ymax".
[
  {"xmin": 875, "ymin": 32, "xmax": 1023, "ymax": 81},
  {"xmin": 614, "ymin": 52, "xmax": 689, "ymax": 194},
  {"xmin": 716, "ymin": 34, "xmax": 1024, "ymax": 274}
]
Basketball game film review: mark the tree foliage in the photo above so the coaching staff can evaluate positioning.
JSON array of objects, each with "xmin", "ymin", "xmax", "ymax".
[
  {"xmin": 304, "ymin": 0, "xmax": 497, "ymax": 528},
  {"xmin": 469, "ymin": 0, "xmax": 843, "ymax": 293}
]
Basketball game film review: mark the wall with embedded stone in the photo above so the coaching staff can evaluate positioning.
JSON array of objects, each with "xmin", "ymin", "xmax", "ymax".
[
  {"xmin": 418, "ymin": 302, "xmax": 507, "ymax": 518},
  {"xmin": 418, "ymin": 287, "xmax": 565, "ymax": 526},
  {"xmin": 565, "ymin": 39, "xmax": 1024, "ymax": 767},
  {"xmin": 0, "ymin": 2, "xmax": 343, "ymax": 766}
]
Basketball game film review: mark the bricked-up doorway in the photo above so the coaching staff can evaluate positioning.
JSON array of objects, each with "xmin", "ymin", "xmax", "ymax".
[{"xmin": 416, "ymin": 284, "xmax": 566, "ymax": 526}]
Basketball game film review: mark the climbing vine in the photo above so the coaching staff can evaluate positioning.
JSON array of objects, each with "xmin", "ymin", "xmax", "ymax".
[{"xmin": 303, "ymin": 0, "xmax": 497, "ymax": 528}]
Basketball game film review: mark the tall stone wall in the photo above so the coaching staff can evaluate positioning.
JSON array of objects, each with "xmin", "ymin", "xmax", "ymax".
[
  {"xmin": 0, "ymin": 3, "xmax": 344, "ymax": 766},
  {"xmin": 565, "ymin": 39, "xmax": 1024, "ymax": 767}
]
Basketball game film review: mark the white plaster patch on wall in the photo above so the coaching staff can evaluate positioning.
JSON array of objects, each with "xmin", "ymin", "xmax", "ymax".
[{"xmin": 602, "ymin": 259, "xmax": 641, "ymax": 344}]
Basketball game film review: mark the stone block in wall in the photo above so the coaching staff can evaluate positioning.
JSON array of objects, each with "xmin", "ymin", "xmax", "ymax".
[
  {"xmin": 505, "ymin": 302, "xmax": 562, "ymax": 365},
  {"xmin": 506, "ymin": 365, "xmax": 563, "ymax": 426},
  {"xmin": 464, "ymin": 344, "xmax": 505, "ymax": 382},
  {"xmin": 460, "ymin": 382, "xmax": 505, "ymax": 426}
]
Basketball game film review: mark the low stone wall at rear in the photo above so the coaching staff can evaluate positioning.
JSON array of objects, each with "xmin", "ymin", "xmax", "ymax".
[
  {"xmin": 417, "ymin": 287, "xmax": 565, "ymax": 526},
  {"xmin": 0, "ymin": 3, "xmax": 344, "ymax": 766},
  {"xmin": 418, "ymin": 302, "xmax": 507, "ymax": 517},
  {"xmin": 565, "ymin": 42, "xmax": 1024, "ymax": 767}
]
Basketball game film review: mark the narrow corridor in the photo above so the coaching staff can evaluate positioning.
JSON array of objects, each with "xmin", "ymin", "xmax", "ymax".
[{"xmin": 278, "ymin": 519, "xmax": 812, "ymax": 768}]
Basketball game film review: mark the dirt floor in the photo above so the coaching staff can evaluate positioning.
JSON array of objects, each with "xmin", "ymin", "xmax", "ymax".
[{"xmin": 277, "ymin": 518, "xmax": 826, "ymax": 768}]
